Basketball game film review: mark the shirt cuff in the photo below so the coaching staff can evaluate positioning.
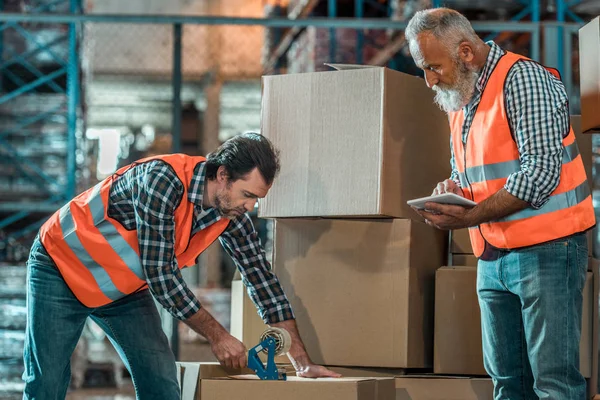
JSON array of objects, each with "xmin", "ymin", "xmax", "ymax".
[
  {"xmin": 172, "ymin": 295, "xmax": 202, "ymax": 320},
  {"xmin": 450, "ymin": 172, "xmax": 461, "ymax": 188},
  {"xmin": 504, "ymin": 172, "xmax": 548, "ymax": 209},
  {"xmin": 263, "ymin": 302, "xmax": 296, "ymax": 324}
]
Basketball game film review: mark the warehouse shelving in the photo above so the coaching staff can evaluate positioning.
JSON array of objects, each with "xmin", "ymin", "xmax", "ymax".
[
  {"xmin": 263, "ymin": 0, "xmax": 320, "ymax": 74},
  {"xmin": 0, "ymin": 0, "xmax": 81, "ymax": 259}
]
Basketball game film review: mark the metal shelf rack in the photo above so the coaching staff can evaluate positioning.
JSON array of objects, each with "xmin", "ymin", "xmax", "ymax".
[{"xmin": 0, "ymin": 0, "xmax": 81, "ymax": 260}]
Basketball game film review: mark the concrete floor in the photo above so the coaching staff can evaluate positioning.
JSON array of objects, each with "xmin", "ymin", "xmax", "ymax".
[{"xmin": 66, "ymin": 381, "xmax": 135, "ymax": 400}]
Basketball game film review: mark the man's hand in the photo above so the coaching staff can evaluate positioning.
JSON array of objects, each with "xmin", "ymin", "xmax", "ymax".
[
  {"xmin": 184, "ymin": 308, "xmax": 247, "ymax": 369},
  {"xmin": 432, "ymin": 179, "xmax": 463, "ymax": 196},
  {"xmin": 413, "ymin": 188, "xmax": 530, "ymax": 230},
  {"xmin": 270, "ymin": 319, "xmax": 341, "ymax": 379},
  {"xmin": 210, "ymin": 333, "xmax": 247, "ymax": 369},
  {"xmin": 296, "ymin": 364, "xmax": 342, "ymax": 378},
  {"xmin": 413, "ymin": 202, "xmax": 475, "ymax": 230}
]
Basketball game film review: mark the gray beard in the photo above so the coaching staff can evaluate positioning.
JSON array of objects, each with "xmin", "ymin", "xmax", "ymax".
[{"xmin": 432, "ymin": 67, "xmax": 480, "ymax": 113}]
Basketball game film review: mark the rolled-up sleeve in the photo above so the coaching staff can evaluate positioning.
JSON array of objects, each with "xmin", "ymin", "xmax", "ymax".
[{"xmin": 503, "ymin": 61, "xmax": 570, "ymax": 209}]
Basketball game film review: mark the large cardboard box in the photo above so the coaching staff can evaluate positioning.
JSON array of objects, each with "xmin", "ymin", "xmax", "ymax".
[
  {"xmin": 450, "ymin": 229, "xmax": 472, "ymax": 254},
  {"xmin": 177, "ymin": 363, "xmax": 394, "ymax": 400},
  {"xmin": 273, "ymin": 218, "xmax": 446, "ymax": 368},
  {"xmin": 450, "ymin": 253, "xmax": 478, "ymax": 266},
  {"xmin": 433, "ymin": 266, "xmax": 598, "ymax": 379},
  {"xmin": 434, "ymin": 267, "xmax": 486, "ymax": 376},
  {"xmin": 323, "ymin": 367, "xmax": 494, "ymax": 399},
  {"xmin": 395, "ymin": 376, "xmax": 493, "ymax": 400},
  {"xmin": 176, "ymin": 362, "xmax": 252, "ymax": 400},
  {"xmin": 572, "ymin": 115, "xmax": 593, "ymax": 183},
  {"xmin": 201, "ymin": 376, "xmax": 395, "ymax": 400},
  {"xmin": 579, "ymin": 17, "xmax": 600, "ymax": 133},
  {"xmin": 259, "ymin": 66, "xmax": 451, "ymax": 218},
  {"xmin": 327, "ymin": 366, "xmax": 407, "ymax": 378}
]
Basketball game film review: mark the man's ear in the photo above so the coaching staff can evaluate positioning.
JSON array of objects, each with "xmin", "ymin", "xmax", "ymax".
[
  {"xmin": 458, "ymin": 41, "xmax": 475, "ymax": 64},
  {"xmin": 217, "ymin": 166, "xmax": 229, "ymax": 182}
]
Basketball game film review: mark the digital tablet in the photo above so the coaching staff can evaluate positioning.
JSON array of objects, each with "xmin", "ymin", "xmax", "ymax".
[{"xmin": 407, "ymin": 193, "xmax": 477, "ymax": 210}]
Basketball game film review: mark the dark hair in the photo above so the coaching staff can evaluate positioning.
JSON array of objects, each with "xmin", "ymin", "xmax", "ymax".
[{"xmin": 205, "ymin": 132, "xmax": 280, "ymax": 185}]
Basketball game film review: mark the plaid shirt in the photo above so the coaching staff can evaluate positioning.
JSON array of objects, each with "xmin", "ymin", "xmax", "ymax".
[
  {"xmin": 42, "ymin": 159, "xmax": 294, "ymax": 323},
  {"xmin": 450, "ymin": 41, "xmax": 570, "ymax": 209}
]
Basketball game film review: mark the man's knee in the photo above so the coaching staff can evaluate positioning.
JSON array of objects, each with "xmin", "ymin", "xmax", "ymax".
[{"xmin": 22, "ymin": 364, "xmax": 71, "ymax": 400}]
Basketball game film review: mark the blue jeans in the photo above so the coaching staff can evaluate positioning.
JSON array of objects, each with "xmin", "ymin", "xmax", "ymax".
[
  {"xmin": 22, "ymin": 239, "xmax": 180, "ymax": 400},
  {"xmin": 477, "ymin": 233, "xmax": 588, "ymax": 400}
]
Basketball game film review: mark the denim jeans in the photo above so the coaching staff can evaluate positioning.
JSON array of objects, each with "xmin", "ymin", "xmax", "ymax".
[
  {"xmin": 22, "ymin": 238, "xmax": 180, "ymax": 400},
  {"xmin": 477, "ymin": 233, "xmax": 588, "ymax": 400}
]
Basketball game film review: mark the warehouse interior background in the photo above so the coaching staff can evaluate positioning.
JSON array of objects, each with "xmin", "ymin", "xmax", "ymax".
[{"xmin": 1, "ymin": 0, "xmax": 600, "ymax": 398}]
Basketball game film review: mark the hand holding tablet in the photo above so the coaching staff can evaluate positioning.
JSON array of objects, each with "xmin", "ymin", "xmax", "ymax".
[{"xmin": 407, "ymin": 193, "xmax": 477, "ymax": 210}]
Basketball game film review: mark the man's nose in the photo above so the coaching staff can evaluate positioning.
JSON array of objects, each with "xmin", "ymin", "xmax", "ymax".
[
  {"xmin": 244, "ymin": 199, "xmax": 257, "ymax": 212},
  {"xmin": 424, "ymin": 70, "xmax": 439, "ymax": 88}
]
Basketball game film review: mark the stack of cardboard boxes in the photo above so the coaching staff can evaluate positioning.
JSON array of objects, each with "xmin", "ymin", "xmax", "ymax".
[
  {"xmin": 223, "ymin": 64, "xmax": 500, "ymax": 399},
  {"xmin": 179, "ymin": 28, "xmax": 600, "ymax": 395}
]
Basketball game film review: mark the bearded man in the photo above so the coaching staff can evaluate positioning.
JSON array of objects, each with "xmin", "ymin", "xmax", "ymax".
[
  {"xmin": 22, "ymin": 133, "xmax": 340, "ymax": 400},
  {"xmin": 406, "ymin": 8, "xmax": 595, "ymax": 400}
]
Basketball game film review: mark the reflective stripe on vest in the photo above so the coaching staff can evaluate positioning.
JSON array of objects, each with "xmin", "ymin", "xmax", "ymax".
[
  {"xmin": 457, "ymin": 141, "xmax": 581, "ymax": 186},
  {"xmin": 496, "ymin": 180, "xmax": 590, "ymax": 223},
  {"xmin": 56, "ymin": 183, "xmax": 147, "ymax": 302},
  {"xmin": 58, "ymin": 200, "xmax": 126, "ymax": 301},
  {"xmin": 87, "ymin": 183, "xmax": 145, "ymax": 281}
]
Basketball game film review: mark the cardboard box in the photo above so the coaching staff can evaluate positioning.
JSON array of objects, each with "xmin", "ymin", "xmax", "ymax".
[
  {"xmin": 176, "ymin": 362, "xmax": 252, "ymax": 400},
  {"xmin": 434, "ymin": 267, "xmax": 486, "ymax": 376},
  {"xmin": 395, "ymin": 376, "xmax": 493, "ymax": 400},
  {"xmin": 201, "ymin": 376, "xmax": 395, "ymax": 400},
  {"xmin": 230, "ymin": 279, "xmax": 288, "ymax": 364},
  {"xmin": 579, "ymin": 17, "xmax": 600, "ymax": 133},
  {"xmin": 572, "ymin": 115, "xmax": 593, "ymax": 184},
  {"xmin": 325, "ymin": 367, "xmax": 493, "ymax": 399},
  {"xmin": 433, "ymin": 266, "xmax": 597, "ymax": 378},
  {"xmin": 259, "ymin": 66, "xmax": 451, "ymax": 218},
  {"xmin": 326, "ymin": 366, "xmax": 407, "ymax": 378},
  {"xmin": 273, "ymin": 218, "xmax": 446, "ymax": 367},
  {"xmin": 451, "ymin": 229, "xmax": 473, "ymax": 254},
  {"xmin": 450, "ymin": 254, "xmax": 478, "ymax": 266}
]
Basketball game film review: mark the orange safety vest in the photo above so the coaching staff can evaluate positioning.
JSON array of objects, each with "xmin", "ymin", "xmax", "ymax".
[
  {"xmin": 449, "ymin": 51, "xmax": 595, "ymax": 257},
  {"xmin": 39, "ymin": 154, "xmax": 230, "ymax": 307}
]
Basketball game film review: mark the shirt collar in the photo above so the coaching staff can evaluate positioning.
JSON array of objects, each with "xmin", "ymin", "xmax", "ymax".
[
  {"xmin": 475, "ymin": 41, "xmax": 504, "ymax": 93},
  {"xmin": 188, "ymin": 161, "xmax": 207, "ymax": 208}
]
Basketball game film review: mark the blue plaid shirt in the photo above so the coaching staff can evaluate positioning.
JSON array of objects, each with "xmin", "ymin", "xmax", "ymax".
[
  {"xmin": 42, "ymin": 159, "xmax": 294, "ymax": 323},
  {"xmin": 450, "ymin": 41, "xmax": 570, "ymax": 209}
]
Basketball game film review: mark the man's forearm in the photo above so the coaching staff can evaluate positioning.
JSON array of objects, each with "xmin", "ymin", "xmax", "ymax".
[
  {"xmin": 184, "ymin": 307, "xmax": 227, "ymax": 344},
  {"xmin": 467, "ymin": 188, "xmax": 529, "ymax": 226},
  {"xmin": 270, "ymin": 319, "xmax": 312, "ymax": 369}
]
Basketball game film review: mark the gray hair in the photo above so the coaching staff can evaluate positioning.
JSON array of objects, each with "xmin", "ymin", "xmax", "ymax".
[{"xmin": 405, "ymin": 8, "xmax": 480, "ymax": 58}]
